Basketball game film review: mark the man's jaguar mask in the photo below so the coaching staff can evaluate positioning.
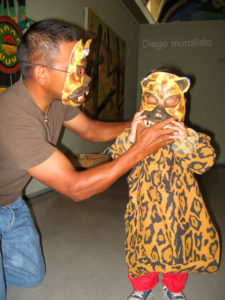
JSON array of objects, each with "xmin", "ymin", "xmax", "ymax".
[
  {"xmin": 141, "ymin": 72, "xmax": 190, "ymax": 125},
  {"xmin": 62, "ymin": 39, "xmax": 92, "ymax": 107}
]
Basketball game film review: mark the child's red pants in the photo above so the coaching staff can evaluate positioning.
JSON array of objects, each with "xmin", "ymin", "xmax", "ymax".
[{"xmin": 128, "ymin": 272, "xmax": 188, "ymax": 293}]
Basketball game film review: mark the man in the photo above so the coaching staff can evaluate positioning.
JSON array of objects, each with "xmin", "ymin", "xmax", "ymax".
[{"xmin": 0, "ymin": 20, "xmax": 175, "ymax": 299}]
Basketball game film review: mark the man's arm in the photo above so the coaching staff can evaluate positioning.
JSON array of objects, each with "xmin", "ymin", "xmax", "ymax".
[
  {"xmin": 63, "ymin": 111, "xmax": 130, "ymax": 142},
  {"xmin": 27, "ymin": 118, "xmax": 175, "ymax": 202}
]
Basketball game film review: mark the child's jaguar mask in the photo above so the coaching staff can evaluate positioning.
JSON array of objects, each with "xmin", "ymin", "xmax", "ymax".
[
  {"xmin": 62, "ymin": 39, "xmax": 92, "ymax": 107},
  {"xmin": 141, "ymin": 72, "xmax": 190, "ymax": 123}
]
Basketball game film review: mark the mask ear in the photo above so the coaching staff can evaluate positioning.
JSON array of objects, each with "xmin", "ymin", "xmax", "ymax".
[
  {"xmin": 141, "ymin": 78, "xmax": 149, "ymax": 88},
  {"xmin": 175, "ymin": 77, "xmax": 190, "ymax": 93},
  {"xmin": 84, "ymin": 39, "xmax": 92, "ymax": 56}
]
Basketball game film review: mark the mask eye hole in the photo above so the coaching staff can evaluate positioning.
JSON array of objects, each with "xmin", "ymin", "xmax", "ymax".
[
  {"xmin": 144, "ymin": 94, "xmax": 158, "ymax": 104},
  {"xmin": 76, "ymin": 66, "xmax": 85, "ymax": 78},
  {"xmin": 165, "ymin": 96, "xmax": 180, "ymax": 107}
]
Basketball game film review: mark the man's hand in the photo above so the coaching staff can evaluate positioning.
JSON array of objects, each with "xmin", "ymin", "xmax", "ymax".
[{"xmin": 134, "ymin": 118, "xmax": 176, "ymax": 158}]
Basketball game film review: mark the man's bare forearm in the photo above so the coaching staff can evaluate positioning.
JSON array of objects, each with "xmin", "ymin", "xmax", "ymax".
[
  {"xmin": 28, "ymin": 146, "xmax": 140, "ymax": 203},
  {"xmin": 64, "ymin": 111, "xmax": 131, "ymax": 142},
  {"xmin": 28, "ymin": 118, "xmax": 175, "ymax": 202},
  {"xmin": 87, "ymin": 120, "xmax": 131, "ymax": 142},
  {"xmin": 69, "ymin": 143, "xmax": 143, "ymax": 201},
  {"xmin": 69, "ymin": 118, "xmax": 176, "ymax": 201}
]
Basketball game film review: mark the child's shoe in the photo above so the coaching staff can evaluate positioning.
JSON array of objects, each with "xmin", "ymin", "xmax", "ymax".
[
  {"xmin": 163, "ymin": 286, "xmax": 186, "ymax": 300},
  {"xmin": 127, "ymin": 289, "xmax": 152, "ymax": 300}
]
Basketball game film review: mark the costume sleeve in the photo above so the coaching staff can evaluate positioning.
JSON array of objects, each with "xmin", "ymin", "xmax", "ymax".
[
  {"xmin": 172, "ymin": 128, "xmax": 216, "ymax": 174},
  {"xmin": 104, "ymin": 127, "xmax": 133, "ymax": 160}
]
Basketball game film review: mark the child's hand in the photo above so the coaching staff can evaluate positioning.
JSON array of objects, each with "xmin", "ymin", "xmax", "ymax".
[
  {"xmin": 128, "ymin": 110, "xmax": 146, "ymax": 143},
  {"xmin": 170, "ymin": 121, "xmax": 188, "ymax": 141}
]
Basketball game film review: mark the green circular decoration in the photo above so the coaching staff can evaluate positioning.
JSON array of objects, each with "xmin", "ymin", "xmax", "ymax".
[{"xmin": 0, "ymin": 16, "xmax": 23, "ymax": 74}]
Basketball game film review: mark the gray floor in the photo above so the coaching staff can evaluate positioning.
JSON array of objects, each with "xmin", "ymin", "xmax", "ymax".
[{"xmin": 6, "ymin": 166, "xmax": 225, "ymax": 300}]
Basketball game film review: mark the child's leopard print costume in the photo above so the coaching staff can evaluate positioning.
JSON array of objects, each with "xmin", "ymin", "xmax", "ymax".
[
  {"xmin": 105, "ymin": 72, "xmax": 220, "ymax": 279},
  {"xmin": 106, "ymin": 128, "xmax": 219, "ymax": 278}
]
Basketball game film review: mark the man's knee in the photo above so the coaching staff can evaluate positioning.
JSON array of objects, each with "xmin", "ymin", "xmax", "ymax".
[
  {"xmin": 22, "ymin": 263, "xmax": 46, "ymax": 287},
  {"xmin": 5, "ymin": 255, "xmax": 46, "ymax": 288}
]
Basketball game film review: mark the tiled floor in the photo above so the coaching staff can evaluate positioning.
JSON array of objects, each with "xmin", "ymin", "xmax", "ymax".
[{"xmin": 6, "ymin": 166, "xmax": 225, "ymax": 300}]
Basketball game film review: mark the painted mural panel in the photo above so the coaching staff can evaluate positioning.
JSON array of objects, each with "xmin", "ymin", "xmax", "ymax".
[
  {"xmin": 84, "ymin": 7, "xmax": 125, "ymax": 121},
  {"xmin": 0, "ymin": 0, "xmax": 33, "ymax": 93}
]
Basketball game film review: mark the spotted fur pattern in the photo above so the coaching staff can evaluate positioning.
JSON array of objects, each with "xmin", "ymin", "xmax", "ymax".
[
  {"xmin": 62, "ymin": 39, "xmax": 91, "ymax": 107},
  {"xmin": 105, "ymin": 127, "xmax": 220, "ymax": 278},
  {"xmin": 141, "ymin": 72, "xmax": 190, "ymax": 122}
]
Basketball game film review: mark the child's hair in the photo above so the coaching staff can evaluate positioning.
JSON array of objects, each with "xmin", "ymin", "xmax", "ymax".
[{"xmin": 146, "ymin": 65, "xmax": 184, "ymax": 77}]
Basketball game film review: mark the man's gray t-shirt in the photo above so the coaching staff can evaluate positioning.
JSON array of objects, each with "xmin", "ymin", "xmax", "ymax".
[{"xmin": 0, "ymin": 79, "xmax": 80, "ymax": 206}]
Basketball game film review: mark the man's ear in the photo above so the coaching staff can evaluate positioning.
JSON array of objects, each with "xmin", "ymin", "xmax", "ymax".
[{"xmin": 33, "ymin": 65, "xmax": 48, "ymax": 86}]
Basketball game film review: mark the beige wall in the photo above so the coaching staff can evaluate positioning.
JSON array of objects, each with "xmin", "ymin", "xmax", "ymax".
[
  {"xmin": 25, "ymin": 0, "xmax": 139, "ymax": 195},
  {"xmin": 138, "ymin": 21, "xmax": 225, "ymax": 164}
]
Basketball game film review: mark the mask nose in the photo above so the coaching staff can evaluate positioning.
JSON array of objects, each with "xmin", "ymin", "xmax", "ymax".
[
  {"xmin": 144, "ymin": 107, "xmax": 171, "ymax": 122},
  {"xmin": 83, "ymin": 74, "xmax": 91, "ymax": 87},
  {"xmin": 84, "ymin": 74, "xmax": 91, "ymax": 86}
]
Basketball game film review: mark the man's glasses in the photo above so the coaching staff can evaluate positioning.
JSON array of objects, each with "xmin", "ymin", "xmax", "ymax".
[{"xmin": 20, "ymin": 60, "xmax": 73, "ymax": 74}]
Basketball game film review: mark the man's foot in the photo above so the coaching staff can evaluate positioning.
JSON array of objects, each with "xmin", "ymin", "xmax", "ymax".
[
  {"xmin": 163, "ymin": 286, "xmax": 186, "ymax": 300},
  {"xmin": 127, "ymin": 289, "xmax": 152, "ymax": 300}
]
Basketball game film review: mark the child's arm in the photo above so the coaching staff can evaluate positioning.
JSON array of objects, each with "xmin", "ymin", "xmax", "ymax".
[
  {"xmin": 104, "ymin": 128, "xmax": 131, "ymax": 160},
  {"xmin": 104, "ymin": 111, "xmax": 146, "ymax": 160},
  {"xmin": 171, "ymin": 121, "xmax": 216, "ymax": 174}
]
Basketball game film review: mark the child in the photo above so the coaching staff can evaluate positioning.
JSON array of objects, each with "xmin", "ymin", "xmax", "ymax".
[{"xmin": 105, "ymin": 69, "xmax": 220, "ymax": 300}]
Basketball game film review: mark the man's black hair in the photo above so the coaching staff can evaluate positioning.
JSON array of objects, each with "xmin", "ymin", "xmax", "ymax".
[{"xmin": 17, "ymin": 19, "xmax": 81, "ymax": 78}]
